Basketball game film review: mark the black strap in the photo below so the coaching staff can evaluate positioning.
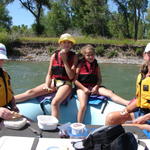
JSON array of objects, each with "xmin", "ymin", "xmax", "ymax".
[
  {"xmin": 31, "ymin": 137, "xmax": 39, "ymax": 150},
  {"xmin": 101, "ymin": 100, "xmax": 108, "ymax": 114},
  {"xmin": 138, "ymin": 140, "xmax": 149, "ymax": 150}
]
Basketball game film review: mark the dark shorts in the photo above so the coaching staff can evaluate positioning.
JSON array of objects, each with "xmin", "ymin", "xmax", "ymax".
[{"xmin": 134, "ymin": 108, "xmax": 150, "ymax": 125}]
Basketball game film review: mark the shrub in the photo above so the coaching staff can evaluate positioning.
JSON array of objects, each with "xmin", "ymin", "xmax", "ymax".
[
  {"xmin": 48, "ymin": 46, "xmax": 56, "ymax": 54},
  {"xmin": 0, "ymin": 31, "xmax": 9, "ymax": 44},
  {"xmin": 107, "ymin": 50, "xmax": 118, "ymax": 58},
  {"xmin": 135, "ymin": 47, "xmax": 143, "ymax": 56},
  {"xmin": 95, "ymin": 45, "xmax": 105, "ymax": 56}
]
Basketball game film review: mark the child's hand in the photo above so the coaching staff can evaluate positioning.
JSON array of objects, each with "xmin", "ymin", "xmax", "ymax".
[
  {"xmin": 60, "ymin": 49, "xmax": 67, "ymax": 62},
  {"xmin": 0, "ymin": 107, "xmax": 14, "ymax": 120},
  {"xmin": 43, "ymin": 86, "xmax": 52, "ymax": 91},
  {"xmin": 83, "ymin": 87, "xmax": 91, "ymax": 94},
  {"xmin": 43, "ymin": 85, "xmax": 56, "ymax": 92},
  {"xmin": 91, "ymin": 86, "xmax": 98, "ymax": 95}
]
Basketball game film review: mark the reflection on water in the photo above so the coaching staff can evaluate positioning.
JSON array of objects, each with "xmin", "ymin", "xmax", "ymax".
[{"xmin": 5, "ymin": 61, "xmax": 139, "ymax": 100}]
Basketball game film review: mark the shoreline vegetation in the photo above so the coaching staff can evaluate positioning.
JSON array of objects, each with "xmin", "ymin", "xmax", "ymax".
[
  {"xmin": 7, "ymin": 37, "xmax": 146, "ymax": 64},
  {"xmin": 9, "ymin": 55, "xmax": 144, "ymax": 65}
]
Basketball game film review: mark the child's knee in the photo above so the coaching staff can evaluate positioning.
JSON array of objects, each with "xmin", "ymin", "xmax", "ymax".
[{"xmin": 105, "ymin": 112, "xmax": 118, "ymax": 125}]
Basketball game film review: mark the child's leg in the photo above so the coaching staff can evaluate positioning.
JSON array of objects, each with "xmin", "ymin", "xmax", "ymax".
[
  {"xmin": 98, "ymin": 87, "xmax": 129, "ymax": 105},
  {"xmin": 51, "ymin": 84, "xmax": 72, "ymax": 119},
  {"xmin": 76, "ymin": 89, "xmax": 88, "ymax": 123},
  {"xmin": 15, "ymin": 83, "xmax": 50, "ymax": 103},
  {"xmin": 105, "ymin": 110, "xmax": 134, "ymax": 125}
]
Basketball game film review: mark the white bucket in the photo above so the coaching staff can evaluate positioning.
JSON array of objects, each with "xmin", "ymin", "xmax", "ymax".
[
  {"xmin": 37, "ymin": 115, "xmax": 59, "ymax": 130},
  {"xmin": 70, "ymin": 123, "xmax": 86, "ymax": 135}
]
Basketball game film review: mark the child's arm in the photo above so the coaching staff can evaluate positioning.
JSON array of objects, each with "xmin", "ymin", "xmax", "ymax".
[
  {"xmin": 44, "ymin": 54, "xmax": 55, "ymax": 91},
  {"xmin": 120, "ymin": 99, "xmax": 137, "ymax": 116},
  {"xmin": 133, "ymin": 113, "xmax": 150, "ymax": 124},
  {"xmin": 123, "ymin": 123, "xmax": 150, "ymax": 131},
  {"xmin": 60, "ymin": 50, "xmax": 78, "ymax": 80}
]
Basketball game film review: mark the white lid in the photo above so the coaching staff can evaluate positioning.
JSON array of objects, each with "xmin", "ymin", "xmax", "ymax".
[
  {"xmin": 71, "ymin": 123, "xmax": 85, "ymax": 130},
  {"xmin": 37, "ymin": 115, "xmax": 59, "ymax": 125}
]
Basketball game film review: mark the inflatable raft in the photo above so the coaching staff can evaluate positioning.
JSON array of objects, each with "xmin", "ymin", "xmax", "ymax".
[{"xmin": 16, "ymin": 93, "xmax": 125, "ymax": 125}]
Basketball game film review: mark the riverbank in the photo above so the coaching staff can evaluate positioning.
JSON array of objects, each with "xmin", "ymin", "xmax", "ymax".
[
  {"xmin": 9, "ymin": 55, "xmax": 144, "ymax": 65},
  {"xmin": 8, "ymin": 41, "xmax": 144, "ymax": 64}
]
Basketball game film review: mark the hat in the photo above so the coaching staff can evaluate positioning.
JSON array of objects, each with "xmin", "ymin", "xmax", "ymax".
[
  {"xmin": 0, "ymin": 43, "xmax": 8, "ymax": 60},
  {"xmin": 144, "ymin": 43, "xmax": 150, "ymax": 53},
  {"xmin": 58, "ymin": 33, "xmax": 76, "ymax": 44}
]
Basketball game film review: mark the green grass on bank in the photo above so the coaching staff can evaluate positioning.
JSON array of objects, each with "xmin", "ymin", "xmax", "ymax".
[
  {"xmin": 0, "ymin": 30, "xmax": 149, "ymax": 46},
  {"xmin": 20, "ymin": 36, "xmax": 150, "ymax": 46}
]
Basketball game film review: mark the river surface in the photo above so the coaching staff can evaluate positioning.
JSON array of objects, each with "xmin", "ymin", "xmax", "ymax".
[{"xmin": 4, "ymin": 61, "xmax": 140, "ymax": 100}]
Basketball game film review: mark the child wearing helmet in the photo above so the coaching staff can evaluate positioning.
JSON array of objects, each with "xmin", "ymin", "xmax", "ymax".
[
  {"xmin": 0, "ymin": 43, "xmax": 19, "ymax": 120},
  {"xmin": 105, "ymin": 43, "xmax": 150, "ymax": 134},
  {"xmin": 75, "ymin": 44, "xmax": 128, "ymax": 123},
  {"xmin": 15, "ymin": 33, "xmax": 78, "ymax": 119}
]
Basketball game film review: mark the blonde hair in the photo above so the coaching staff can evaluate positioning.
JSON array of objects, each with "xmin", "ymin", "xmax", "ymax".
[{"xmin": 80, "ymin": 44, "xmax": 95, "ymax": 55}]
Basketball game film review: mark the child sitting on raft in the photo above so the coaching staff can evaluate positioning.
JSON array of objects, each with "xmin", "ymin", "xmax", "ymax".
[
  {"xmin": 74, "ymin": 44, "xmax": 129, "ymax": 123},
  {"xmin": 15, "ymin": 33, "xmax": 78, "ymax": 119},
  {"xmin": 105, "ymin": 61, "xmax": 150, "ymax": 132}
]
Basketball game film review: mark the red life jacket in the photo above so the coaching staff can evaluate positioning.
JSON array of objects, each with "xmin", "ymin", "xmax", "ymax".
[
  {"xmin": 78, "ymin": 58, "xmax": 99, "ymax": 87},
  {"xmin": 51, "ymin": 50, "xmax": 75, "ymax": 81}
]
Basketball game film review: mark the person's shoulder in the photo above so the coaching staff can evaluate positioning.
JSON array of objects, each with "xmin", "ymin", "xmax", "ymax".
[
  {"xmin": 137, "ymin": 73, "xmax": 142, "ymax": 78},
  {"xmin": 2, "ymin": 69, "xmax": 11, "ymax": 79},
  {"xmin": 1, "ymin": 68, "xmax": 7, "ymax": 74},
  {"xmin": 136, "ymin": 73, "xmax": 142, "ymax": 82}
]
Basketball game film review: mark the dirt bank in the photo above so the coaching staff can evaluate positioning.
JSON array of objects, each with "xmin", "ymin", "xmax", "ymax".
[{"xmin": 8, "ymin": 42, "xmax": 144, "ymax": 64}]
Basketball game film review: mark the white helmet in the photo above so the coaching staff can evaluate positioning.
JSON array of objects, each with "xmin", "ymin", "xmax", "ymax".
[
  {"xmin": 0, "ymin": 43, "xmax": 8, "ymax": 60},
  {"xmin": 144, "ymin": 43, "xmax": 150, "ymax": 53}
]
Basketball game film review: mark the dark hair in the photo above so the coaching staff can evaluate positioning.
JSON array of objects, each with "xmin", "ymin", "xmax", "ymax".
[{"xmin": 140, "ymin": 61, "xmax": 149, "ymax": 78}]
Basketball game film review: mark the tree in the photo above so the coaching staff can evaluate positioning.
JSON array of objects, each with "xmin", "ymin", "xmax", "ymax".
[
  {"xmin": 0, "ymin": 1, "xmax": 12, "ymax": 30},
  {"xmin": 112, "ymin": 0, "xmax": 131, "ymax": 38},
  {"xmin": 18, "ymin": 0, "xmax": 52, "ymax": 35},
  {"xmin": 41, "ymin": 1, "xmax": 71, "ymax": 36},
  {"xmin": 71, "ymin": 0, "xmax": 110, "ymax": 37},
  {"xmin": 128, "ymin": 0, "xmax": 148, "ymax": 40},
  {"xmin": 145, "ymin": 8, "xmax": 150, "ymax": 38},
  {"xmin": 112, "ymin": 0, "xmax": 148, "ymax": 40}
]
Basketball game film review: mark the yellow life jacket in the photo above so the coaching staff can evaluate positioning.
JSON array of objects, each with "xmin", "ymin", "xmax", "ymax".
[
  {"xmin": 136, "ymin": 73, "xmax": 150, "ymax": 108},
  {"xmin": 0, "ymin": 70, "xmax": 13, "ymax": 107}
]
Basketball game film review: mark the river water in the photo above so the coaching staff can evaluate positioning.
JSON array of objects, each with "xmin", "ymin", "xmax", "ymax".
[{"xmin": 4, "ymin": 61, "xmax": 140, "ymax": 100}]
